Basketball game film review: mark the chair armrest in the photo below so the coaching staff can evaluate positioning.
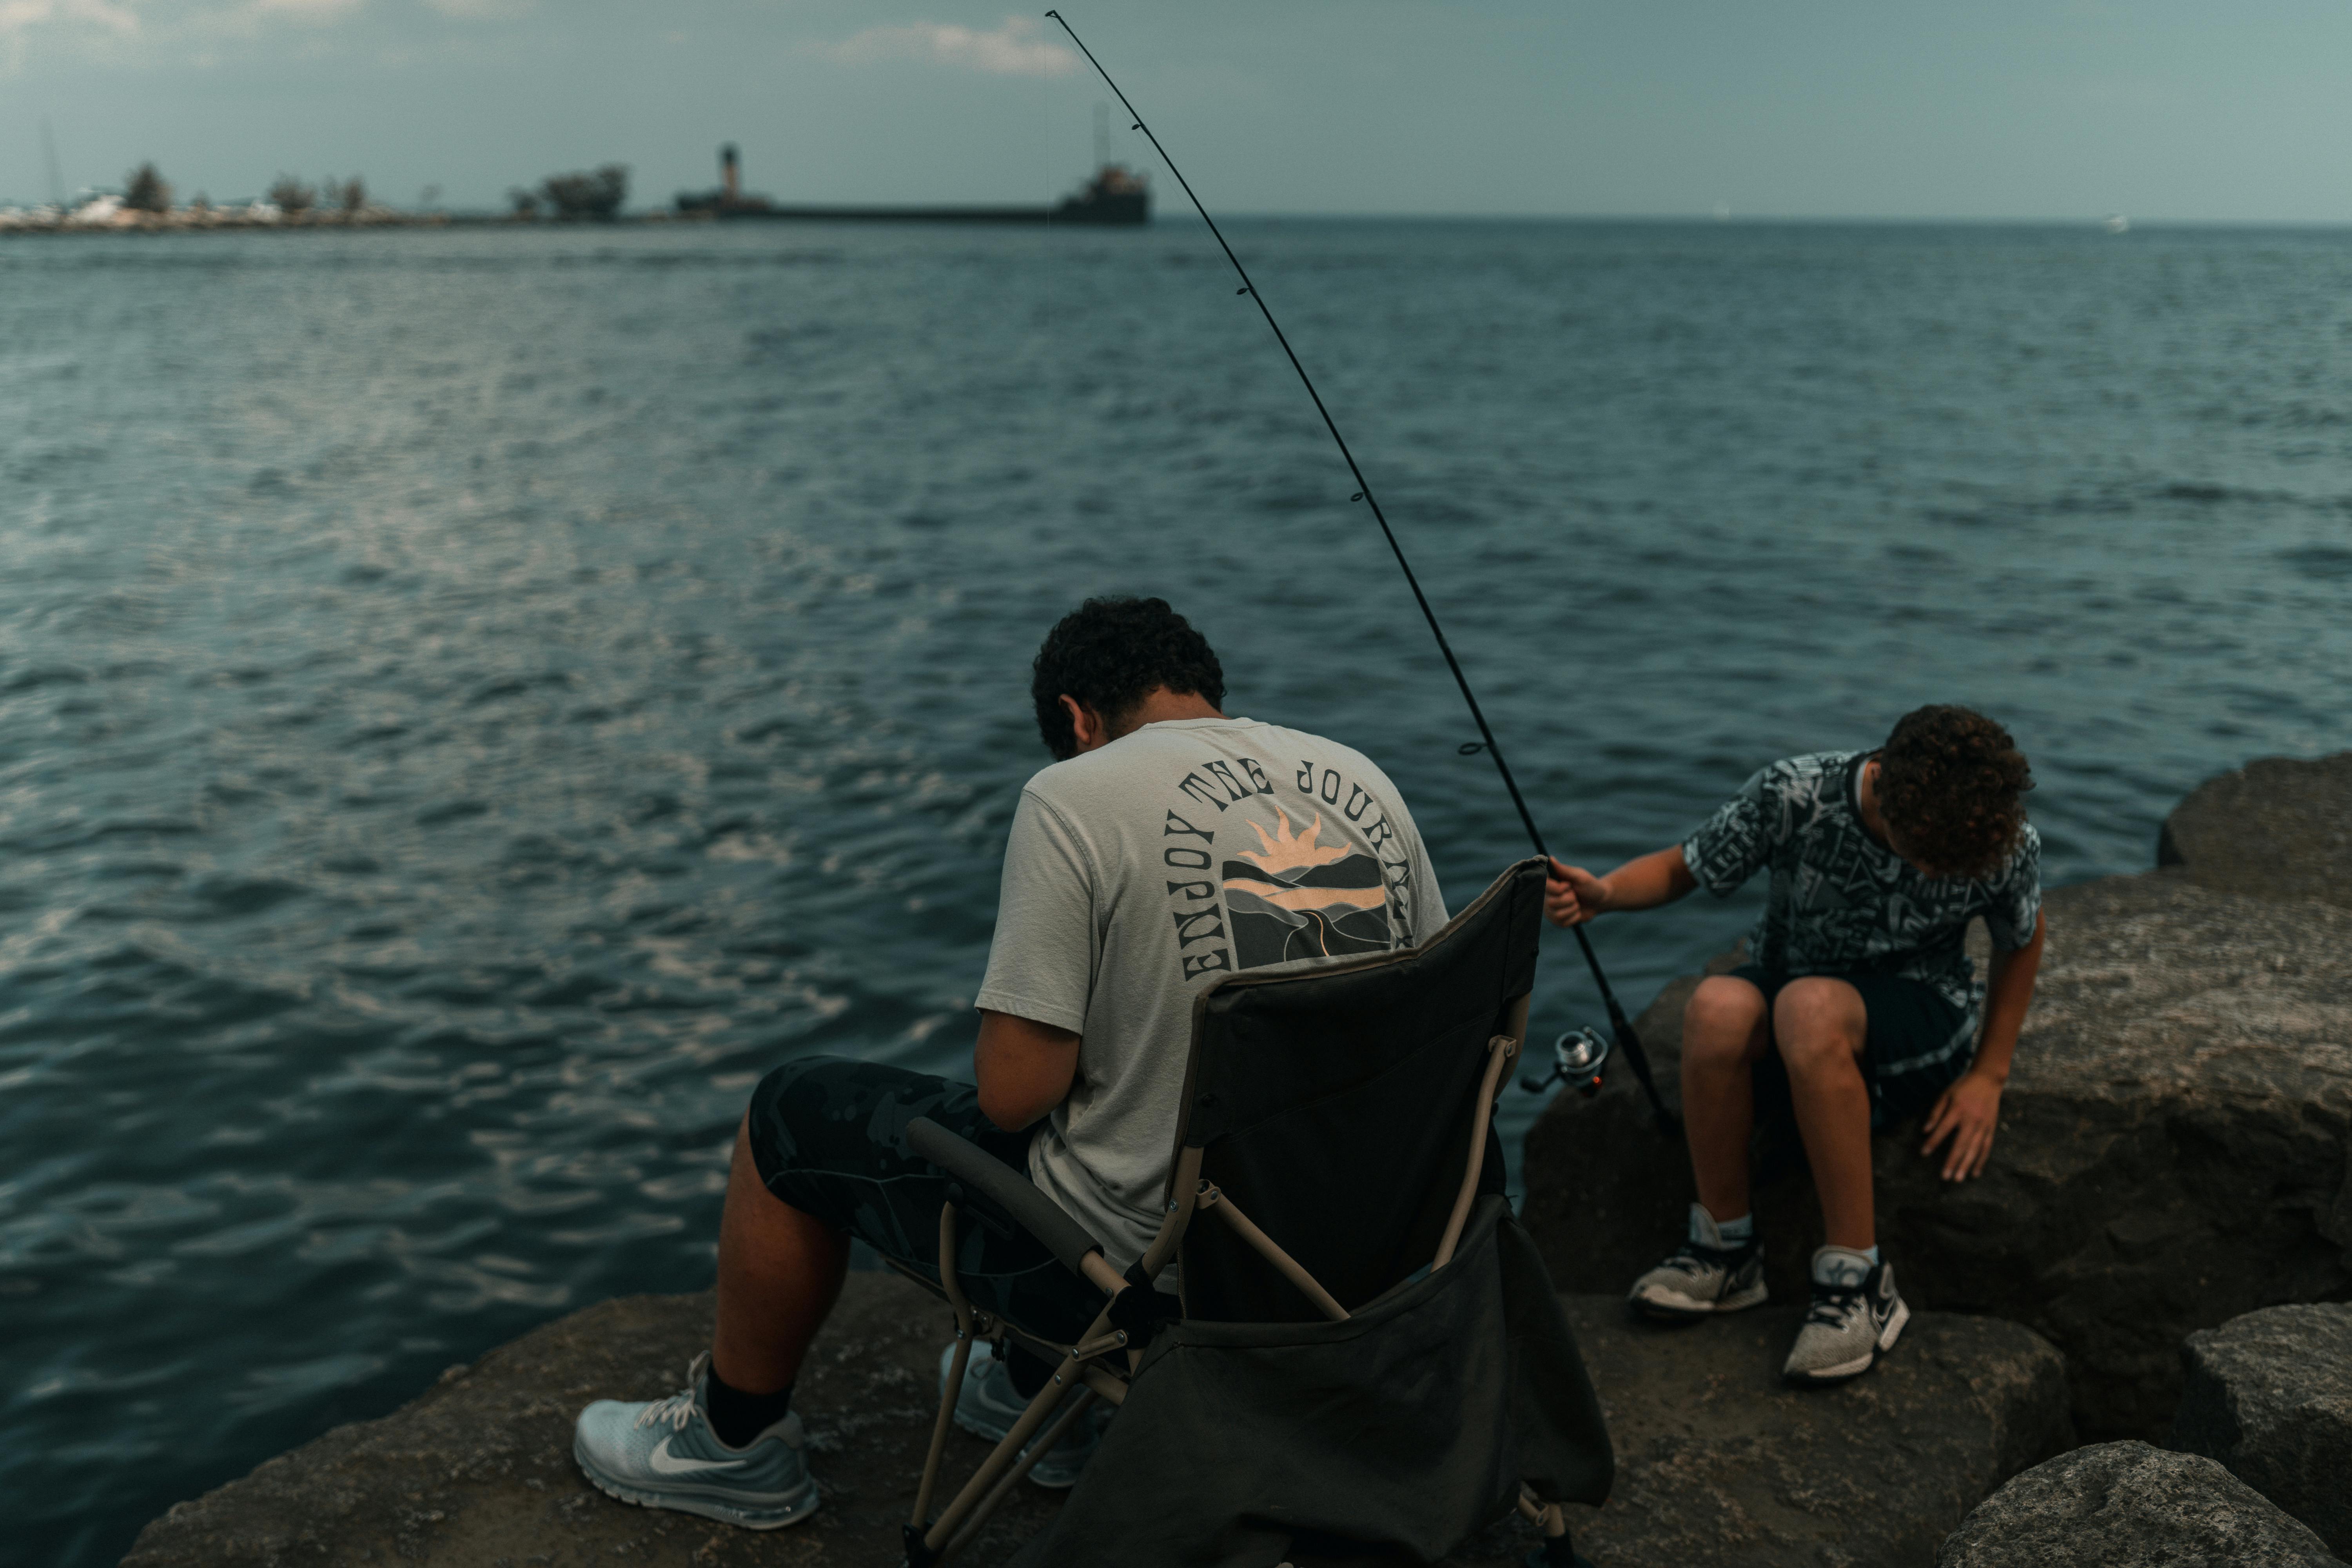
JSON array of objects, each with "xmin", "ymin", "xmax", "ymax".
[{"xmin": 906, "ymin": 1117, "xmax": 1106, "ymax": 1282}]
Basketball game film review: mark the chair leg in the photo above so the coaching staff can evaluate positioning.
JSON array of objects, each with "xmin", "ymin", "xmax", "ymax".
[
  {"xmin": 916, "ymin": 1346, "xmax": 1090, "ymax": 1561},
  {"xmin": 911, "ymin": 1203, "xmax": 975, "ymax": 1530},
  {"xmin": 1515, "ymin": 1488, "xmax": 1590, "ymax": 1568},
  {"xmin": 940, "ymin": 1386, "xmax": 1099, "ymax": 1560}
]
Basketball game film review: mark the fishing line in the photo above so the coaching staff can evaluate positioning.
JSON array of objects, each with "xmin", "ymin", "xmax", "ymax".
[{"xmin": 1043, "ymin": 11, "xmax": 1678, "ymax": 1134}]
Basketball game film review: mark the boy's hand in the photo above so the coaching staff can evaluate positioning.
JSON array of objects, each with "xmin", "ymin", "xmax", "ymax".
[
  {"xmin": 1920, "ymin": 1071, "xmax": 2002, "ymax": 1180},
  {"xmin": 1544, "ymin": 858, "xmax": 1610, "ymax": 927}
]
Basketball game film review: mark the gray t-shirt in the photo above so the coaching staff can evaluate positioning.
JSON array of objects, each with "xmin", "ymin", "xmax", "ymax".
[{"xmin": 976, "ymin": 717, "xmax": 1446, "ymax": 1270}]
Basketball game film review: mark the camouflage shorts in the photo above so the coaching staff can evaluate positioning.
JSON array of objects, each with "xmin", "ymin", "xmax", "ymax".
[{"xmin": 746, "ymin": 1055, "xmax": 1101, "ymax": 1344}]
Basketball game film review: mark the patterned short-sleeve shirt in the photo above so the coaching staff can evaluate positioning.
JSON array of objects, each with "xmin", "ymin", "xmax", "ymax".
[{"xmin": 1681, "ymin": 751, "xmax": 2041, "ymax": 1059}]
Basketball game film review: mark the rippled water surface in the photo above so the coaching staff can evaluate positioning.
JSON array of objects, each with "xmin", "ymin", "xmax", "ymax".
[{"xmin": 5, "ymin": 219, "xmax": 2349, "ymax": 1564}]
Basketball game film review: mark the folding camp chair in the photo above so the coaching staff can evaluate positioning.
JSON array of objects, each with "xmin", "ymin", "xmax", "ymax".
[{"xmin": 894, "ymin": 857, "xmax": 1612, "ymax": 1568}]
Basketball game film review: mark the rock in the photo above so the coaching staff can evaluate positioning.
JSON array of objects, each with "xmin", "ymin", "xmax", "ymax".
[
  {"xmin": 1935, "ymin": 1441, "xmax": 2341, "ymax": 1566},
  {"xmin": 1523, "ymin": 870, "xmax": 2352, "ymax": 1441},
  {"xmin": 2175, "ymin": 1303, "xmax": 2352, "ymax": 1556},
  {"xmin": 1556, "ymin": 1296, "xmax": 2071, "ymax": 1568},
  {"xmin": 121, "ymin": 1279, "xmax": 2067, "ymax": 1568},
  {"xmin": 2159, "ymin": 751, "xmax": 2352, "ymax": 909},
  {"xmin": 120, "ymin": 1272, "xmax": 1067, "ymax": 1568}
]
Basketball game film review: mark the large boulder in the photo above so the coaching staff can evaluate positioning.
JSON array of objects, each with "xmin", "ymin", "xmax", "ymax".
[
  {"xmin": 1935, "ymin": 1441, "xmax": 2340, "ymax": 1566},
  {"xmin": 2174, "ymin": 1303, "xmax": 2352, "ymax": 1556},
  {"xmin": 1554, "ymin": 1296, "xmax": 2070, "ymax": 1568},
  {"xmin": 120, "ymin": 1272, "xmax": 1067, "ymax": 1568},
  {"xmin": 2159, "ymin": 751, "xmax": 2352, "ymax": 910},
  {"xmin": 121, "ymin": 1276, "xmax": 2066, "ymax": 1568},
  {"xmin": 1524, "ymin": 867, "xmax": 2352, "ymax": 1441}
]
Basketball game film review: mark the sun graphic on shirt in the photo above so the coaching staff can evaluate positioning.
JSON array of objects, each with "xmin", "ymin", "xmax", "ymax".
[{"xmin": 1235, "ymin": 808, "xmax": 1352, "ymax": 877}]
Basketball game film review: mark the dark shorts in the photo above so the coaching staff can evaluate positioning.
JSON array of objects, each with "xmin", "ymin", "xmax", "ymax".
[
  {"xmin": 1728, "ymin": 964, "xmax": 1973, "ymax": 1130},
  {"xmin": 745, "ymin": 1055, "xmax": 1103, "ymax": 1345}
]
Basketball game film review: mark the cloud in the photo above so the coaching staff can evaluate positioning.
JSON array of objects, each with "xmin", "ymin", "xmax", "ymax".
[
  {"xmin": 0, "ymin": 0, "xmax": 355, "ymax": 53},
  {"xmin": 0, "ymin": 0, "xmax": 140, "ymax": 39},
  {"xmin": 423, "ymin": 0, "xmax": 533, "ymax": 17},
  {"xmin": 818, "ymin": 14, "xmax": 1078, "ymax": 78},
  {"xmin": 245, "ymin": 0, "xmax": 361, "ymax": 18}
]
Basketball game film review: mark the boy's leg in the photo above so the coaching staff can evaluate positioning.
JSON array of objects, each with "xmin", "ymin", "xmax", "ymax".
[
  {"xmin": 713, "ymin": 1114, "xmax": 849, "ymax": 1396},
  {"xmin": 1627, "ymin": 975, "xmax": 1774, "ymax": 1321},
  {"xmin": 1770, "ymin": 977, "xmax": 1874, "ymax": 1250},
  {"xmin": 1773, "ymin": 976, "xmax": 1911, "ymax": 1385},
  {"xmin": 1680, "ymin": 974, "xmax": 1774, "ymax": 1221}
]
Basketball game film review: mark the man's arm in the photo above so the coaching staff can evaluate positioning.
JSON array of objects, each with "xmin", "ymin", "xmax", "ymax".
[
  {"xmin": 974, "ymin": 1010, "xmax": 1081, "ymax": 1132},
  {"xmin": 1920, "ymin": 907, "xmax": 2045, "ymax": 1180},
  {"xmin": 1545, "ymin": 845, "xmax": 1699, "ymax": 927}
]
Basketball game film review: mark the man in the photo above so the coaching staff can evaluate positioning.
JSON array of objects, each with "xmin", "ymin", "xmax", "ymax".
[
  {"xmin": 572, "ymin": 596, "xmax": 1446, "ymax": 1526},
  {"xmin": 1545, "ymin": 705, "xmax": 2042, "ymax": 1385}
]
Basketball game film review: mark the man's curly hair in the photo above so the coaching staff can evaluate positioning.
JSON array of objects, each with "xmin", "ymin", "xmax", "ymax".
[
  {"xmin": 1875, "ymin": 705, "xmax": 2033, "ymax": 880},
  {"xmin": 1031, "ymin": 597, "xmax": 1225, "ymax": 760}
]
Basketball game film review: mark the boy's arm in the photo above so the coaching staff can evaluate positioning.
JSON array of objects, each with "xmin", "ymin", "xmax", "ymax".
[
  {"xmin": 1920, "ymin": 908, "xmax": 2045, "ymax": 1180},
  {"xmin": 1971, "ymin": 907, "xmax": 2044, "ymax": 1085},
  {"xmin": 1545, "ymin": 845, "xmax": 1698, "ymax": 927}
]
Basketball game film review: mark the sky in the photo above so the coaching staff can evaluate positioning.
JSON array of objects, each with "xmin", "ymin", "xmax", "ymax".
[{"xmin": 4, "ymin": 0, "xmax": 2350, "ymax": 220}]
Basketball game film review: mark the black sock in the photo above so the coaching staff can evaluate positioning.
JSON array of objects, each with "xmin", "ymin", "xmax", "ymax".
[
  {"xmin": 704, "ymin": 1363, "xmax": 793, "ymax": 1448},
  {"xmin": 1005, "ymin": 1344, "xmax": 1056, "ymax": 1400}
]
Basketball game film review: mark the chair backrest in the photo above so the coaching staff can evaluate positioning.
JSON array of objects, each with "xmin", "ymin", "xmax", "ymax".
[{"xmin": 1168, "ymin": 858, "xmax": 1546, "ymax": 1323}]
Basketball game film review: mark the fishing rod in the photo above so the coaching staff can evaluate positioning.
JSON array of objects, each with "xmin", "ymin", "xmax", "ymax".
[{"xmin": 1044, "ymin": 11, "xmax": 1679, "ymax": 1135}]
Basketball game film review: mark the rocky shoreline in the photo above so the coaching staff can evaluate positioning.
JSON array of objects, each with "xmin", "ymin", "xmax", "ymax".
[{"xmin": 120, "ymin": 754, "xmax": 2352, "ymax": 1567}]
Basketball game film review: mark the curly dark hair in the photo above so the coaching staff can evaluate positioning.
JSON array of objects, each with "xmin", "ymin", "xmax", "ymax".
[
  {"xmin": 1031, "ymin": 597, "xmax": 1225, "ymax": 760},
  {"xmin": 1875, "ymin": 705, "xmax": 2034, "ymax": 880}
]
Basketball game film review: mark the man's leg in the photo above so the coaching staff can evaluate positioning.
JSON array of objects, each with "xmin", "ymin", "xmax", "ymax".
[
  {"xmin": 569, "ymin": 1115, "xmax": 830, "ymax": 1532},
  {"xmin": 713, "ymin": 1113, "xmax": 848, "ymax": 1397},
  {"xmin": 1681, "ymin": 975, "xmax": 1773, "ymax": 1221},
  {"xmin": 1771, "ymin": 977, "xmax": 1873, "ymax": 1250}
]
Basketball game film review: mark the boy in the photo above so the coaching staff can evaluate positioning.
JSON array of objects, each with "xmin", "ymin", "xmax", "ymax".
[{"xmin": 1544, "ymin": 705, "xmax": 2042, "ymax": 1384}]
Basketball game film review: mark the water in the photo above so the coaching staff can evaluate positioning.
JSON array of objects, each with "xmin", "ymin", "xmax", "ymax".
[{"xmin": 4, "ymin": 218, "xmax": 2347, "ymax": 1564}]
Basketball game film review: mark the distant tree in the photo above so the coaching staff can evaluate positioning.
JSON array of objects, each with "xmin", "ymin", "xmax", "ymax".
[
  {"xmin": 508, "ymin": 187, "xmax": 542, "ymax": 219},
  {"xmin": 123, "ymin": 162, "xmax": 172, "ymax": 213},
  {"xmin": 538, "ymin": 164, "xmax": 628, "ymax": 221},
  {"xmin": 269, "ymin": 175, "xmax": 316, "ymax": 215},
  {"xmin": 339, "ymin": 175, "xmax": 366, "ymax": 216}
]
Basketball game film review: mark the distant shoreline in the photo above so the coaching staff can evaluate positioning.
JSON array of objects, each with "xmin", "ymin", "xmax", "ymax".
[
  {"xmin": 3, "ymin": 201, "xmax": 1150, "ymax": 236},
  {"xmin": 7, "ymin": 208, "xmax": 2349, "ymax": 236}
]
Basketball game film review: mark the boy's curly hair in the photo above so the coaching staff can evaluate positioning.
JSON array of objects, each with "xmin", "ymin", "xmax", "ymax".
[
  {"xmin": 1875, "ymin": 705, "xmax": 2033, "ymax": 880},
  {"xmin": 1031, "ymin": 597, "xmax": 1225, "ymax": 760}
]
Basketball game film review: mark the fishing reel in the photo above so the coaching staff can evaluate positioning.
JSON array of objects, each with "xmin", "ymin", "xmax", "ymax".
[{"xmin": 1520, "ymin": 1027, "xmax": 1612, "ymax": 1098}]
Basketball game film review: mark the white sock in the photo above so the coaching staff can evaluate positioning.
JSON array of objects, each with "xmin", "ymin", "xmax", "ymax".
[
  {"xmin": 1812, "ymin": 1245, "xmax": 1879, "ymax": 1287},
  {"xmin": 1689, "ymin": 1203, "xmax": 1754, "ymax": 1247}
]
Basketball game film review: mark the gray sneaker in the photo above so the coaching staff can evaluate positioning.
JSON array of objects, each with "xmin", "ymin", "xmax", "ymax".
[
  {"xmin": 939, "ymin": 1340, "xmax": 1102, "ymax": 1490},
  {"xmin": 1628, "ymin": 1206, "xmax": 1767, "ymax": 1322},
  {"xmin": 1783, "ymin": 1253, "xmax": 1910, "ymax": 1385},
  {"xmin": 572, "ymin": 1353, "xmax": 820, "ymax": 1529}
]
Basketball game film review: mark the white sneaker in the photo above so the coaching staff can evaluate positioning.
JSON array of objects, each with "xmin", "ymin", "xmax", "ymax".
[
  {"xmin": 1628, "ymin": 1205, "xmax": 1768, "ymax": 1321},
  {"xmin": 1783, "ymin": 1251, "xmax": 1909, "ymax": 1385},
  {"xmin": 572, "ymin": 1353, "xmax": 820, "ymax": 1529},
  {"xmin": 938, "ymin": 1341, "xmax": 1102, "ymax": 1490}
]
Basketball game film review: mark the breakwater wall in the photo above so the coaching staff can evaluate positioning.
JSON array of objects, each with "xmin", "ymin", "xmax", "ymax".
[{"xmin": 120, "ymin": 753, "xmax": 2352, "ymax": 1567}]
